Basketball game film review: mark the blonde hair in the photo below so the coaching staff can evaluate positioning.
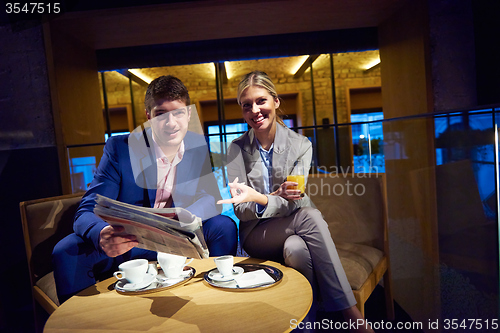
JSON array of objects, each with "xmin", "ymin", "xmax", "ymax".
[{"xmin": 237, "ymin": 71, "xmax": 286, "ymax": 127}]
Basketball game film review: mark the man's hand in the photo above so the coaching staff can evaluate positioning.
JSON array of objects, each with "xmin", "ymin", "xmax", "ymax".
[
  {"xmin": 99, "ymin": 225, "xmax": 139, "ymax": 257},
  {"xmin": 270, "ymin": 181, "xmax": 302, "ymax": 201}
]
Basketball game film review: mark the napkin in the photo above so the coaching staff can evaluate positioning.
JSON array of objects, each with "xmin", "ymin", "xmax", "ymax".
[{"xmin": 234, "ymin": 269, "xmax": 275, "ymax": 288}]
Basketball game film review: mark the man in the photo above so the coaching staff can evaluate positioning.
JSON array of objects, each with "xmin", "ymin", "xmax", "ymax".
[{"xmin": 53, "ymin": 75, "xmax": 237, "ymax": 303}]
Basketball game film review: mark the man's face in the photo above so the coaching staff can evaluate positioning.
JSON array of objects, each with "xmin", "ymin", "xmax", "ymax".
[{"xmin": 146, "ymin": 99, "xmax": 191, "ymax": 151}]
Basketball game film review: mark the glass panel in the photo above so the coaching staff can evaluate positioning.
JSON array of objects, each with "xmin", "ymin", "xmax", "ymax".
[
  {"xmin": 381, "ymin": 115, "xmax": 442, "ymax": 321},
  {"xmin": 311, "ymin": 54, "xmax": 335, "ymax": 171},
  {"xmin": 67, "ymin": 144, "xmax": 105, "ymax": 193},
  {"xmin": 130, "ymin": 79, "xmax": 147, "ymax": 127},
  {"xmin": 351, "ymin": 112, "xmax": 385, "ymax": 173},
  {"xmin": 100, "ymin": 71, "xmax": 133, "ymax": 140},
  {"xmin": 381, "ymin": 112, "xmax": 498, "ymax": 323},
  {"xmin": 311, "ymin": 54, "xmax": 334, "ymax": 127},
  {"xmin": 495, "ymin": 109, "xmax": 500, "ymax": 297},
  {"xmin": 208, "ymin": 122, "xmax": 248, "ymax": 153},
  {"xmin": 469, "ymin": 112, "xmax": 496, "ymax": 219},
  {"xmin": 330, "ymin": 51, "xmax": 383, "ymax": 174},
  {"xmin": 435, "ymin": 111, "xmax": 496, "ymax": 217}
]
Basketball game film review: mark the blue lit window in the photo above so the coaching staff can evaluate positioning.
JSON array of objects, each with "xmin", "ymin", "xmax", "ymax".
[
  {"xmin": 351, "ymin": 111, "xmax": 384, "ymax": 173},
  {"xmin": 70, "ymin": 156, "xmax": 97, "ymax": 191},
  {"xmin": 206, "ymin": 119, "xmax": 295, "ymax": 154}
]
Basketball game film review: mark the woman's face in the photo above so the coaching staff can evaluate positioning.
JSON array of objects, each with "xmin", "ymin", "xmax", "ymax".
[{"xmin": 240, "ymin": 86, "xmax": 280, "ymax": 135}]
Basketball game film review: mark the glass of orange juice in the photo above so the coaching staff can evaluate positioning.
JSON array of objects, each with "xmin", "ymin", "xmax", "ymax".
[{"xmin": 286, "ymin": 160, "xmax": 306, "ymax": 194}]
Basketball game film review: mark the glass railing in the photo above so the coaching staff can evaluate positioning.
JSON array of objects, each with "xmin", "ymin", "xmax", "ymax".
[
  {"xmin": 67, "ymin": 106, "xmax": 500, "ymax": 324},
  {"xmin": 209, "ymin": 106, "xmax": 499, "ymax": 323}
]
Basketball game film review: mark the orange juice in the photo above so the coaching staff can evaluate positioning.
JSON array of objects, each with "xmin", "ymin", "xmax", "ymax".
[{"xmin": 286, "ymin": 175, "xmax": 305, "ymax": 193}]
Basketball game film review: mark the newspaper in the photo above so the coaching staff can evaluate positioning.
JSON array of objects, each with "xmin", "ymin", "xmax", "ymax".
[{"xmin": 94, "ymin": 194, "xmax": 209, "ymax": 259}]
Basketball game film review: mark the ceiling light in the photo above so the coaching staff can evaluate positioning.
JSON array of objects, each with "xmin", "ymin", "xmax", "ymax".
[
  {"xmin": 293, "ymin": 55, "xmax": 320, "ymax": 78},
  {"xmin": 224, "ymin": 61, "xmax": 233, "ymax": 80},
  {"xmin": 128, "ymin": 69, "xmax": 153, "ymax": 84},
  {"xmin": 290, "ymin": 55, "xmax": 310, "ymax": 75},
  {"xmin": 363, "ymin": 58, "xmax": 381, "ymax": 71}
]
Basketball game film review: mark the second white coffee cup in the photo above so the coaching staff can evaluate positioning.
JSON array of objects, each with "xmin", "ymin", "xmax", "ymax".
[{"xmin": 157, "ymin": 252, "xmax": 193, "ymax": 279}]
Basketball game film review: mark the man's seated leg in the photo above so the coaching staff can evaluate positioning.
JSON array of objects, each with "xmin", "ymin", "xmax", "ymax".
[
  {"xmin": 52, "ymin": 233, "xmax": 157, "ymax": 304},
  {"xmin": 202, "ymin": 214, "xmax": 237, "ymax": 256},
  {"xmin": 52, "ymin": 233, "xmax": 113, "ymax": 304}
]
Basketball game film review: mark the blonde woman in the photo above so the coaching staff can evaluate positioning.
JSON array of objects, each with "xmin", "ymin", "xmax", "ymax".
[{"xmin": 219, "ymin": 71, "xmax": 374, "ymax": 332}]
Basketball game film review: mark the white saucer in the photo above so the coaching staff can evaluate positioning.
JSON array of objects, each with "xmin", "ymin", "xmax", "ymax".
[
  {"xmin": 115, "ymin": 272, "xmax": 157, "ymax": 292},
  {"xmin": 208, "ymin": 266, "xmax": 244, "ymax": 282},
  {"xmin": 157, "ymin": 268, "xmax": 193, "ymax": 282}
]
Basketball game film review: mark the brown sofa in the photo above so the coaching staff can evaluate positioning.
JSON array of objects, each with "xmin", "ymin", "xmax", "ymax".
[{"xmin": 307, "ymin": 173, "xmax": 394, "ymax": 318}]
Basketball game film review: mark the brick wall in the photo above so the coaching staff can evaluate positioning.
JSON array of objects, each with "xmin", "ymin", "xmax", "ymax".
[{"xmin": 101, "ymin": 51, "xmax": 381, "ymax": 129}]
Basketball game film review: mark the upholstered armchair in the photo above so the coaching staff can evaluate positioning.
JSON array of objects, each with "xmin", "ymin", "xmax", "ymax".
[{"xmin": 20, "ymin": 193, "xmax": 83, "ymax": 318}]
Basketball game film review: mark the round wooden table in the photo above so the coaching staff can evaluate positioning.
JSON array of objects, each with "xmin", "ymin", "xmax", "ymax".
[{"xmin": 44, "ymin": 257, "xmax": 312, "ymax": 332}]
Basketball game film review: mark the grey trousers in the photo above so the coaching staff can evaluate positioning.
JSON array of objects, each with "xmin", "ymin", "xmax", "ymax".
[{"xmin": 243, "ymin": 207, "xmax": 356, "ymax": 312}]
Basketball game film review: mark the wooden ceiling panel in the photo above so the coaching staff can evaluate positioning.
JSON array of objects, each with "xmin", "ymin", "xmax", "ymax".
[{"xmin": 50, "ymin": 0, "xmax": 409, "ymax": 50}]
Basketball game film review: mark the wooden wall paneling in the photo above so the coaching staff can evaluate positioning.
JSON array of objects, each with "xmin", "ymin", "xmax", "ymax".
[
  {"xmin": 43, "ymin": 22, "xmax": 70, "ymax": 193},
  {"xmin": 378, "ymin": 0, "xmax": 440, "ymax": 325},
  {"xmin": 44, "ymin": 23, "xmax": 105, "ymax": 193}
]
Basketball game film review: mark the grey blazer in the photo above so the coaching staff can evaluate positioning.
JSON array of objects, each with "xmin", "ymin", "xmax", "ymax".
[{"xmin": 226, "ymin": 123, "xmax": 313, "ymax": 245}]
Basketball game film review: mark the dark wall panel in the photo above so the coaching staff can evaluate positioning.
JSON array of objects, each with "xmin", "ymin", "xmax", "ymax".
[
  {"xmin": 0, "ymin": 147, "xmax": 62, "ymax": 332},
  {"xmin": 473, "ymin": 0, "xmax": 500, "ymax": 106},
  {"xmin": 97, "ymin": 28, "xmax": 378, "ymax": 70}
]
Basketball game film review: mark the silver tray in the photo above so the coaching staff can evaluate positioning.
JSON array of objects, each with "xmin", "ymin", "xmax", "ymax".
[
  {"xmin": 115, "ymin": 266, "xmax": 195, "ymax": 295},
  {"xmin": 204, "ymin": 263, "xmax": 283, "ymax": 290}
]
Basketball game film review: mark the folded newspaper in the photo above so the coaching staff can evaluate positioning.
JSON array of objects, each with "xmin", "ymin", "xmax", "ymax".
[{"xmin": 94, "ymin": 194, "xmax": 209, "ymax": 259}]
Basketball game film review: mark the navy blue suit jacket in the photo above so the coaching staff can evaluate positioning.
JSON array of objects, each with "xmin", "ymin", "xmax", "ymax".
[{"xmin": 74, "ymin": 129, "xmax": 222, "ymax": 251}]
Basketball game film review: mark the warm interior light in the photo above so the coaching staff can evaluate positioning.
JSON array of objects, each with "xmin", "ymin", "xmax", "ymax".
[
  {"xmin": 128, "ymin": 69, "xmax": 153, "ymax": 84},
  {"xmin": 290, "ymin": 55, "xmax": 310, "ymax": 75},
  {"xmin": 224, "ymin": 61, "xmax": 233, "ymax": 79},
  {"xmin": 363, "ymin": 57, "xmax": 381, "ymax": 70}
]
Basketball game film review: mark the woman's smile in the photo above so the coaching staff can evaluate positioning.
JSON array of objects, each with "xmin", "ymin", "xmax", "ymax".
[{"xmin": 252, "ymin": 114, "xmax": 266, "ymax": 124}]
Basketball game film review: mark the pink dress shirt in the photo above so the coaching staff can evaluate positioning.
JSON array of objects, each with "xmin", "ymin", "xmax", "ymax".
[{"xmin": 152, "ymin": 138, "xmax": 185, "ymax": 208}]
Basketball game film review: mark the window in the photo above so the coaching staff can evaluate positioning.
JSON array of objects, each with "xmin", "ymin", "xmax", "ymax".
[
  {"xmin": 351, "ymin": 111, "xmax": 384, "ymax": 173},
  {"xmin": 69, "ymin": 156, "xmax": 97, "ymax": 192},
  {"xmin": 205, "ymin": 118, "xmax": 295, "ymax": 154}
]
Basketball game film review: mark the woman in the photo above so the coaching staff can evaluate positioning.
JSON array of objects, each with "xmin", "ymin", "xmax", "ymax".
[{"xmin": 219, "ymin": 71, "xmax": 374, "ymax": 332}]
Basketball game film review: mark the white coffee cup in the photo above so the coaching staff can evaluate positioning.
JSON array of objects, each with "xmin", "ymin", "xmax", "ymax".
[
  {"xmin": 113, "ymin": 259, "xmax": 148, "ymax": 284},
  {"xmin": 214, "ymin": 255, "xmax": 234, "ymax": 277},
  {"xmin": 157, "ymin": 252, "xmax": 193, "ymax": 279}
]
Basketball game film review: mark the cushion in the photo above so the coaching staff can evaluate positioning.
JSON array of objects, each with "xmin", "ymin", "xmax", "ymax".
[
  {"xmin": 336, "ymin": 242, "xmax": 383, "ymax": 290},
  {"xmin": 36, "ymin": 271, "xmax": 60, "ymax": 306},
  {"xmin": 307, "ymin": 175, "xmax": 385, "ymax": 250},
  {"xmin": 25, "ymin": 196, "xmax": 81, "ymax": 280}
]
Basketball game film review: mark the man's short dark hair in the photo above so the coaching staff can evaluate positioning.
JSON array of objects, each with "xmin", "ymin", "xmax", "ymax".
[{"xmin": 144, "ymin": 75, "xmax": 191, "ymax": 113}]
